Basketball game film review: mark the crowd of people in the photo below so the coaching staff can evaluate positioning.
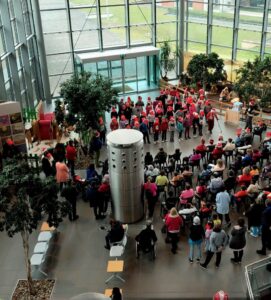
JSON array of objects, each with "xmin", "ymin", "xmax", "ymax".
[{"xmin": 37, "ymin": 85, "xmax": 271, "ymax": 268}]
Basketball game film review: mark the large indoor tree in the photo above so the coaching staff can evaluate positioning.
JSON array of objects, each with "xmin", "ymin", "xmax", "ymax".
[
  {"xmin": 0, "ymin": 158, "xmax": 70, "ymax": 296},
  {"xmin": 187, "ymin": 52, "xmax": 225, "ymax": 89},
  {"xmin": 233, "ymin": 55, "xmax": 271, "ymax": 109},
  {"xmin": 159, "ymin": 41, "xmax": 181, "ymax": 80},
  {"xmin": 60, "ymin": 72, "xmax": 118, "ymax": 131}
]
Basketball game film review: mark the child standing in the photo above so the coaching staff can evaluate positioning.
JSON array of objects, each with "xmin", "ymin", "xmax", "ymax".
[
  {"xmin": 188, "ymin": 216, "xmax": 205, "ymax": 263},
  {"xmin": 153, "ymin": 118, "xmax": 160, "ymax": 144},
  {"xmin": 183, "ymin": 114, "xmax": 191, "ymax": 140},
  {"xmin": 176, "ymin": 117, "xmax": 184, "ymax": 141}
]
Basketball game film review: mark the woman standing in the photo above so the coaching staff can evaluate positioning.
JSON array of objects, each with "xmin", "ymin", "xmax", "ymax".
[
  {"xmin": 229, "ymin": 218, "xmax": 247, "ymax": 264},
  {"xmin": 56, "ymin": 159, "xmax": 69, "ymax": 191},
  {"xmin": 188, "ymin": 216, "xmax": 205, "ymax": 263},
  {"xmin": 143, "ymin": 176, "xmax": 157, "ymax": 219},
  {"xmin": 200, "ymin": 223, "xmax": 228, "ymax": 269},
  {"xmin": 165, "ymin": 207, "xmax": 183, "ymax": 254}
]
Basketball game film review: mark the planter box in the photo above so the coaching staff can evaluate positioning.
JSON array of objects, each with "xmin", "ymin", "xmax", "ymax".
[{"xmin": 12, "ymin": 279, "xmax": 55, "ymax": 300}]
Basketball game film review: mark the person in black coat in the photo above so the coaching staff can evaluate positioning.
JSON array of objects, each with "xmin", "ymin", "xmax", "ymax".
[
  {"xmin": 245, "ymin": 198, "xmax": 265, "ymax": 237},
  {"xmin": 229, "ymin": 218, "xmax": 247, "ymax": 264},
  {"xmin": 104, "ymin": 219, "xmax": 124, "ymax": 250},
  {"xmin": 86, "ymin": 181, "xmax": 101, "ymax": 220},
  {"xmin": 61, "ymin": 179, "xmax": 79, "ymax": 222},
  {"xmin": 135, "ymin": 221, "xmax": 157, "ymax": 253},
  {"xmin": 41, "ymin": 151, "xmax": 55, "ymax": 177},
  {"xmin": 257, "ymin": 197, "xmax": 271, "ymax": 255}
]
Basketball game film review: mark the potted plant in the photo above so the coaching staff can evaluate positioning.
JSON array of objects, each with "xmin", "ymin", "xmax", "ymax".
[
  {"xmin": 159, "ymin": 41, "xmax": 181, "ymax": 81},
  {"xmin": 60, "ymin": 72, "xmax": 118, "ymax": 132},
  {"xmin": 233, "ymin": 55, "xmax": 271, "ymax": 112},
  {"xmin": 0, "ymin": 157, "xmax": 70, "ymax": 298},
  {"xmin": 187, "ymin": 52, "xmax": 225, "ymax": 90}
]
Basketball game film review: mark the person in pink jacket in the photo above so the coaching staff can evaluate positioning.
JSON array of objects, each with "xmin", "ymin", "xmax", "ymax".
[
  {"xmin": 165, "ymin": 207, "xmax": 183, "ymax": 254},
  {"xmin": 56, "ymin": 160, "xmax": 69, "ymax": 190}
]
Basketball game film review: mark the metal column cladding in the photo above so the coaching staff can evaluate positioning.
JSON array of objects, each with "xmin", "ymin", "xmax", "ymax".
[{"xmin": 107, "ymin": 129, "xmax": 144, "ymax": 223}]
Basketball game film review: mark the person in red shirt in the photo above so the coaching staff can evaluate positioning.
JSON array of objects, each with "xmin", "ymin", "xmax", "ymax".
[
  {"xmin": 110, "ymin": 117, "xmax": 119, "ymax": 131},
  {"xmin": 237, "ymin": 167, "xmax": 252, "ymax": 186},
  {"xmin": 66, "ymin": 140, "xmax": 77, "ymax": 176},
  {"xmin": 234, "ymin": 186, "xmax": 248, "ymax": 212},
  {"xmin": 153, "ymin": 118, "xmax": 160, "ymax": 144},
  {"xmin": 206, "ymin": 108, "xmax": 218, "ymax": 134},
  {"xmin": 196, "ymin": 138, "xmax": 207, "ymax": 153},
  {"xmin": 160, "ymin": 117, "xmax": 169, "ymax": 142},
  {"xmin": 211, "ymin": 142, "xmax": 223, "ymax": 161},
  {"xmin": 165, "ymin": 207, "xmax": 183, "ymax": 254}
]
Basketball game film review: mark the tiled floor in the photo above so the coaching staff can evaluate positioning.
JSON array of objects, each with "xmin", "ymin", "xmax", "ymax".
[{"xmin": 0, "ymin": 92, "xmax": 268, "ymax": 300}]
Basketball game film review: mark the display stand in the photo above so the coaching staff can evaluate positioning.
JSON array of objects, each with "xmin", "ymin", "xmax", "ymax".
[
  {"xmin": 224, "ymin": 109, "xmax": 240, "ymax": 125},
  {"xmin": 0, "ymin": 101, "xmax": 27, "ymax": 153}
]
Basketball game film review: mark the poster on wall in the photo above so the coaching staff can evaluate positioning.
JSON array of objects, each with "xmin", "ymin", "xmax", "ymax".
[{"xmin": 0, "ymin": 101, "xmax": 27, "ymax": 154}]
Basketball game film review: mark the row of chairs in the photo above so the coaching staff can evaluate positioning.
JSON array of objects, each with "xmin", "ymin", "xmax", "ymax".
[{"xmin": 30, "ymin": 222, "xmax": 56, "ymax": 276}]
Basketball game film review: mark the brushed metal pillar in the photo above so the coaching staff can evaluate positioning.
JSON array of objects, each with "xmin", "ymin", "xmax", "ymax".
[{"xmin": 107, "ymin": 129, "xmax": 144, "ymax": 223}]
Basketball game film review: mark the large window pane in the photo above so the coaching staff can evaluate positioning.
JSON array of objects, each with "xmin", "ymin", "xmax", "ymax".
[
  {"xmin": 130, "ymin": 5, "xmax": 152, "ymax": 25},
  {"xmin": 212, "ymin": 5, "xmax": 234, "ymax": 27},
  {"xmin": 186, "ymin": 2, "xmax": 207, "ymax": 23},
  {"xmin": 238, "ymin": 29, "xmax": 261, "ymax": 52},
  {"xmin": 44, "ymin": 33, "xmax": 70, "ymax": 54},
  {"xmin": 70, "ymin": 8, "xmax": 98, "ymax": 31},
  {"xmin": 49, "ymin": 73, "xmax": 73, "ymax": 97},
  {"xmin": 157, "ymin": 23, "xmax": 177, "ymax": 43},
  {"xmin": 212, "ymin": 26, "xmax": 233, "ymax": 48},
  {"xmin": 211, "ymin": 45, "xmax": 232, "ymax": 60},
  {"xmin": 47, "ymin": 53, "xmax": 73, "ymax": 75},
  {"xmin": 237, "ymin": 50, "xmax": 258, "ymax": 61},
  {"xmin": 130, "ymin": 25, "xmax": 152, "ymax": 45},
  {"xmin": 101, "ymin": 6, "xmax": 126, "ymax": 28},
  {"xmin": 100, "ymin": 0, "xmax": 124, "ymax": 4},
  {"xmin": 187, "ymin": 23, "xmax": 207, "ymax": 43},
  {"xmin": 156, "ymin": 2, "xmax": 177, "ymax": 23},
  {"xmin": 187, "ymin": 41, "xmax": 205, "ymax": 54},
  {"xmin": 39, "ymin": 0, "xmax": 66, "ymax": 10},
  {"xmin": 73, "ymin": 30, "xmax": 99, "ymax": 50},
  {"xmin": 102, "ymin": 28, "xmax": 126, "ymax": 47},
  {"xmin": 41, "ymin": 10, "xmax": 68, "ymax": 33}
]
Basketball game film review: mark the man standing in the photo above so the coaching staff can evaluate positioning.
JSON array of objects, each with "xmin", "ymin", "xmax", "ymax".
[
  {"xmin": 216, "ymin": 186, "xmax": 231, "ymax": 227},
  {"xmin": 256, "ymin": 197, "xmax": 271, "ymax": 255},
  {"xmin": 90, "ymin": 131, "xmax": 102, "ymax": 167},
  {"xmin": 139, "ymin": 119, "xmax": 150, "ymax": 144},
  {"xmin": 61, "ymin": 179, "xmax": 79, "ymax": 222}
]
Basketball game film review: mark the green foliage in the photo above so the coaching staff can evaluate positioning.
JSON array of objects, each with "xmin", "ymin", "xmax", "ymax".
[
  {"xmin": 0, "ymin": 158, "xmax": 70, "ymax": 295},
  {"xmin": 60, "ymin": 72, "xmax": 118, "ymax": 130},
  {"xmin": 187, "ymin": 53, "xmax": 225, "ymax": 88},
  {"xmin": 0, "ymin": 158, "xmax": 70, "ymax": 236},
  {"xmin": 233, "ymin": 55, "xmax": 271, "ymax": 108},
  {"xmin": 159, "ymin": 41, "xmax": 179, "ymax": 79}
]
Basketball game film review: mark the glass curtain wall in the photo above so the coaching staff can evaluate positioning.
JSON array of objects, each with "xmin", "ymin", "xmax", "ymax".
[
  {"xmin": 38, "ymin": 0, "xmax": 179, "ymax": 97},
  {"xmin": 0, "ymin": 0, "xmax": 42, "ymax": 108},
  {"xmin": 40, "ymin": 0, "xmax": 271, "ymax": 96},
  {"xmin": 184, "ymin": 0, "xmax": 271, "ymax": 80}
]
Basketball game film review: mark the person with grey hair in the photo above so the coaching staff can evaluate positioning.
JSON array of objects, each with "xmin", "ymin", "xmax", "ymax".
[{"xmin": 188, "ymin": 216, "xmax": 205, "ymax": 263}]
